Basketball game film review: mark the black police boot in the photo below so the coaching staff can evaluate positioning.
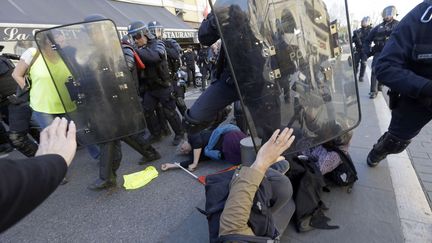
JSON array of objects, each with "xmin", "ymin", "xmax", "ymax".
[
  {"xmin": 161, "ymin": 127, "xmax": 172, "ymax": 137},
  {"xmin": 139, "ymin": 147, "xmax": 161, "ymax": 165},
  {"xmin": 88, "ymin": 175, "xmax": 116, "ymax": 191},
  {"xmin": 9, "ymin": 131, "xmax": 38, "ymax": 157},
  {"xmin": 148, "ymin": 134, "xmax": 162, "ymax": 143},
  {"xmin": 88, "ymin": 142, "xmax": 120, "ymax": 190},
  {"xmin": 367, "ymin": 132, "xmax": 411, "ymax": 167}
]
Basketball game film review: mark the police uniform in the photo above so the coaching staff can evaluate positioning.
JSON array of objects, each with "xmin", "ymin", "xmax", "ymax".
[
  {"xmin": 136, "ymin": 38, "xmax": 184, "ymax": 143},
  {"xmin": 197, "ymin": 46, "xmax": 211, "ymax": 89},
  {"xmin": 185, "ymin": 12, "xmax": 239, "ymax": 133},
  {"xmin": 181, "ymin": 49, "xmax": 197, "ymax": 87},
  {"xmin": 164, "ymin": 38, "xmax": 187, "ymax": 115},
  {"xmin": 352, "ymin": 25, "xmax": 372, "ymax": 81},
  {"xmin": 367, "ymin": 1, "xmax": 432, "ymax": 166},
  {"xmin": 363, "ymin": 18, "xmax": 399, "ymax": 98},
  {"xmin": 186, "ymin": 12, "xmax": 281, "ymax": 142}
]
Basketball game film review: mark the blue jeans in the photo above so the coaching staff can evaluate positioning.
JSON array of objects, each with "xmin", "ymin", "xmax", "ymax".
[{"xmin": 32, "ymin": 111, "xmax": 100, "ymax": 159}]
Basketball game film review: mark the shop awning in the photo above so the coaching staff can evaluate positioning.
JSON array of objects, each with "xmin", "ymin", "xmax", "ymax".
[{"xmin": 0, "ymin": 0, "xmax": 197, "ymax": 41}]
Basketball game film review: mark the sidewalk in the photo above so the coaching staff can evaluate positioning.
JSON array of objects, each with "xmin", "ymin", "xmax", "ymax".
[
  {"xmin": 1, "ymin": 79, "xmax": 431, "ymax": 242},
  {"xmin": 279, "ymin": 67, "xmax": 432, "ymax": 242}
]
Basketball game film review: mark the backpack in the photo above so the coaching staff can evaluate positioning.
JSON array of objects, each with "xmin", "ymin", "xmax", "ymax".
[
  {"xmin": 198, "ymin": 169, "xmax": 279, "ymax": 243},
  {"xmin": 322, "ymin": 144, "xmax": 358, "ymax": 192},
  {"xmin": 286, "ymin": 156, "xmax": 339, "ymax": 232}
]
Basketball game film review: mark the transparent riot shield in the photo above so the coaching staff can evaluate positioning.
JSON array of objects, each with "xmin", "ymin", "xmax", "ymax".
[
  {"xmin": 212, "ymin": 0, "xmax": 360, "ymax": 153},
  {"xmin": 34, "ymin": 20, "xmax": 146, "ymax": 145}
]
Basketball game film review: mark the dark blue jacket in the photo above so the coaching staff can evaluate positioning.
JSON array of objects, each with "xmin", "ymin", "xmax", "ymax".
[
  {"xmin": 198, "ymin": 12, "xmax": 231, "ymax": 83},
  {"xmin": 136, "ymin": 39, "xmax": 170, "ymax": 89},
  {"xmin": 362, "ymin": 19, "xmax": 399, "ymax": 57},
  {"xmin": 352, "ymin": 26, "xmax": 372, "ymax": 52},
  {"xmin": 375, "ymin": 1, "xmax": 432, "ymax": 99}
]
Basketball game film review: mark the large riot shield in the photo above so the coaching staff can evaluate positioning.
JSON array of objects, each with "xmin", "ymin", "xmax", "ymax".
[
  {"xmin": 212, "ymin": 0, "xmax": 360, "ymax": 153},
  {"xmin": 34, "ymin": 20, "xmax": 146, "ymax": 145}
]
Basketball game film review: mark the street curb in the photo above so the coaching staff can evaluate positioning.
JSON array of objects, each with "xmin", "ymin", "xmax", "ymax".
[{"xmin": 366, "ymin": 67, "xmax": 432, "ymax": 242}]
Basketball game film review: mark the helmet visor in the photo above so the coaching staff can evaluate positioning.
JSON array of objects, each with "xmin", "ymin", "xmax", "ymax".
[
  {"xmin": 382, "ymin": 7, "xmax": 396, "ymax": 18},
  {"xmin": 361, "ymin": 17, "xmax": 370, "ymax": 26},
  {"xmin": 130, "ymin": 32, "xmax": 143, "ymax": 40}
]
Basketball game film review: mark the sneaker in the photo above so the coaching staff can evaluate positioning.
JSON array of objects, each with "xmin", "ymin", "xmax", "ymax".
[{"xmin": 172, "ymin": 134, "xmax": 184, "ymax": 146}]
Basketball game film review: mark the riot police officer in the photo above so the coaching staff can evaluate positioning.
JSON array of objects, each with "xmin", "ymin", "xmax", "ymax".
[
  {"xmin": 128, "ymin": 21, "xmax": 184, "ymax": 145},
  {"xmin": 148, "ymin": 21, "xmax": 187, "ymax": 116},
  {"xmin": 367, "ymin": 1, "xmax": 432, "ymax": 167},
  {"xmin": 197, "ymin": 45, "xmax": 211, "ymax": 90},
  {"xmin": 352, "ymin": 16, "xmax": 372, "ymax": 82},
  {"xmin": 182, "ymin": 12, "xmax": 240, "ymax": 134},
  {"xmin": 363, "ymin": 6, "xmax": 399, "ymax": 99},
  {"xmin": 181, "ymin": 46, "xmax": 197, "ymax": 87},
  {"xmin": 77, "ymin": 15, "xmax": 162, "ymax": 190}
]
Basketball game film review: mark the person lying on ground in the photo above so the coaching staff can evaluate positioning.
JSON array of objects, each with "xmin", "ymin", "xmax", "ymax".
[
  {"xmin": 0, "ymin": 117, "xmax": 77, "ymax": 233},
  {"xmin": 161, "ymin": 123, "xmax": 246, "ymax": 172},
  {"xmin": 219, "ymin": 127, "xmax": 295, "ymax": 237}
]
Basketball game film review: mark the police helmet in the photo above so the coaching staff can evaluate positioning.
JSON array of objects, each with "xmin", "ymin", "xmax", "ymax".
[
  {"xmin": 84, "ymin": 14, "xmax": 107, "ymax": 22},
  {"xmin": 361, "ymin": 16, "xmax": 371, "ymax": 27},
  {"xmin": 148, "ymin": 21, "xmax": 164, "ymax": 39},
  {"xmin": 382, "ymin": 6, "xmax": 397, "ymax": 20},
  {"xmin": 128, "ymin": 20, "xmax": 155, "ymax": 41}
]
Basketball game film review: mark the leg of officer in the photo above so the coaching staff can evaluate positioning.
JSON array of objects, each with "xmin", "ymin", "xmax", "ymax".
[
  {"xmin": 367, "ymin": 96, "xmax": 432, "ymax": 167},
  {"xmin": 88, "ymin": 140, "xmax": 121, "ymax": 190},
  {"xmin": 173, "ymin": 84, "xmax": 187, "ymax": 116},
  {"xmin": 155, "ymin": 86, "xmax": 184, "ymax": 145},
  {"xmin": 188, "ymin": 79, "xmax": 239, "ymax": 123},
  {"xmin": 353, "ymin": 51, "xmax": 361, "ymax": 79},
  {"xmin": 359, "ymin": 54, "xmax": 367, "ymax": 82},
  {"xmin": 8, "ymin": 103, "xmax": 38, "ymax": 157},
  {"xmin": 369, "ymin": 55, "xmax": 379, "ymax": 98},
  {"xmin": 143, "ymin": 91, "xmax": 161, "ymax": 141},
  {"xmin": 155, "ymin": 102, "xmax": 171, "ymax": 136},
  {"xmin": 122, "ymin": 133, "xmax": 161, "ymax": 164}
]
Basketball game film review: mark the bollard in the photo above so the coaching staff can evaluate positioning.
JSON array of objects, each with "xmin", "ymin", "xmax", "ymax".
[{"xmin": 240, "ymin": 136, "xmax": 260, "ymax": 166}]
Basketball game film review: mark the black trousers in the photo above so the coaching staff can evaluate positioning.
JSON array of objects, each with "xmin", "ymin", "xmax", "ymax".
[
  {"xmin": 353, "ymin": 51, "xmax": 366, "ymax": 79},
  {"xmin": 388, "ymin": 96, "xmax": 432, "ymax": 140},
  {"xmin": 98, "ymin": 132, "xmax": 158, "ymax": 180}
]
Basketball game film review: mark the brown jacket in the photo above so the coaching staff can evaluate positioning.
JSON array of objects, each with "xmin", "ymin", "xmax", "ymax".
[{"xmin": 219, "ymin": 166, "xmax": 265, "ymax": 236}]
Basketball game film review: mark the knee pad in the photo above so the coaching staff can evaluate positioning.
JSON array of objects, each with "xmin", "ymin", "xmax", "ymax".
[
  {"xmin": 374, "ymin": 132, "xmax": 410, "ymax": 155},
  {"xmin": 9, "ymin": 131, "xmax": 38, "ymax": 157},
  {"xmin": 183, "ymin": 109, "xmax": 212, "ymax": 134},
  {"xmin": 211, "ymin": 105, "xmax": 233, "ymax": 129}
]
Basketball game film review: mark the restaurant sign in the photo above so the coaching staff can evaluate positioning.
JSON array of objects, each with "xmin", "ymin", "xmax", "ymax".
[{"xmin": 1, "ymin": 26, "xmax": 197, "ymax": 42}]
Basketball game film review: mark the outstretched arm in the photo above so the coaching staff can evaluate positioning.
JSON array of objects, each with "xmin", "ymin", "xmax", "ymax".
[
  {"xmin": 0, "ymin": 117, "xmax": 77, "ymax": 233},
  {"xmin": 219, "ymin": 128, "xmax": 295, "ymax": 236}
]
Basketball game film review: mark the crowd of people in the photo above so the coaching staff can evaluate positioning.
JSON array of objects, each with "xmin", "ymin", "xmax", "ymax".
[{"xmin": 1, "ymin": 0, "xmax": 432, "ymax": 241}]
